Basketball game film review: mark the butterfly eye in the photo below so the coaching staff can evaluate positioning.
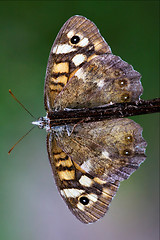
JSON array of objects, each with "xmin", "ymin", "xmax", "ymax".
[
  {"xmin": 70, "ymin": 35, "xmax": 80, "ymax": 44},
  {"xmin": 79, "ymin": 196, "xmax": 89, "ymax": 205}
]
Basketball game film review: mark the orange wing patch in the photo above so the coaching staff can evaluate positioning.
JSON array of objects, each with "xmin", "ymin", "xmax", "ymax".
[{"xmin": 52, "ymin": 62, "xmax": 69, "ymax": 74}]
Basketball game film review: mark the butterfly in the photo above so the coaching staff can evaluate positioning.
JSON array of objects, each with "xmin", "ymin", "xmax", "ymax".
[{"xmin": 33, "ymin": 15, "xmax": 147, "ymax": 224}]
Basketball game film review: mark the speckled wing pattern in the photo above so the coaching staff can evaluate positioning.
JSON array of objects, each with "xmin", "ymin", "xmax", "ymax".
[{"xmin": 44, "ymin": 15, "xmax": 147, "ymax": 223}]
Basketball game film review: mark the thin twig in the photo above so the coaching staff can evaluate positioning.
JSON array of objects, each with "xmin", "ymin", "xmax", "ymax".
[{"xmin": 48, "ymin": 98, "xmax": 160, "ymax": 126}]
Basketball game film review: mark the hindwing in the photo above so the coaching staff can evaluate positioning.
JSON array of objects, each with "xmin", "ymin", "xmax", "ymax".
[{"xmin": 54, "ymin": 54, "xmax": 142, "ymax": 110}]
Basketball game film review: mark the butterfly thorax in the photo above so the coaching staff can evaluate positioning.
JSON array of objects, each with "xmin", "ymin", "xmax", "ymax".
[{"xmin": 32, "ymin": 114, "xmax": 72, "ymax": 136}]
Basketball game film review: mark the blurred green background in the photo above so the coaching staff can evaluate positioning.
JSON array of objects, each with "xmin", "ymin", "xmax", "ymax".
[{"xmin": 0, "ymin": 1, "xmax": 159, "ymax": 240}]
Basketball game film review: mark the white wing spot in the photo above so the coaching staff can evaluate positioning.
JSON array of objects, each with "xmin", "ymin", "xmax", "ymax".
[
  {"xmin": 60, "ymin": 189, "xmax": 84, "ymax": 198},
  {"xmin": 78, "ymin": 37, "xmax": 89, "ymax": 47},
  {"xmin": 77, "ymin": 202, "xmax": 85, "ymax": 211},
  {"xmin": 80, "ymin": 159, "xmax": 92, "ymax": 172},
  {"xmin": 67, "ymin": 30, "xmax": 75, "ymax": 38},
  {"xmin": 97, "ymin": 79, "xmax": 105, "ymax": 88},
  {"xmin": 72, "ymin": 54, "xmax": 86, "ymax": 66},
  {"xmin": 52, "ymin": 44, "xmax": 77, "ymax": 54},
  {"xmin": 79, "ymin": 175, "xmax": 93, "ymax": 187},
  {"xmin": 101, "ymin": 150, "xmax": 110, "ymax": 158},
  {"xmin": 88, "ymin": 193, "xmax": 98, "ymax": 202},
  {"xmin": 75, "ymin": 68, "xmax": 86, "ymax": 82}
]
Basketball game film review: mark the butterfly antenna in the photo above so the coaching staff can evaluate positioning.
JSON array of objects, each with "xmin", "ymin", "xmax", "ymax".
[
  {"xmin": 9, "ymin": 89, "xmax": 36, "ymax": 119},
  {"xmin": 8, "ymin": 126, "xmax": 36, "ymax": 155}
]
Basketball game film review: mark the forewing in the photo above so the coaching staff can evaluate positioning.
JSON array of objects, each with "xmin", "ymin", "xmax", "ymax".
[
  {"xmin": 54, "ymin": 54, "xmax": 143, "ymax": 110},
  {"xmin": 55, "ymin": 119, "xmax": 147, "ymax": 182},
  {"xmin": 47, "ymin": 133, "xmax": 119, "ymax": 224},
  {"xmin": 44, "ymin": 15, "xmax": 111, "ymax": 111}
]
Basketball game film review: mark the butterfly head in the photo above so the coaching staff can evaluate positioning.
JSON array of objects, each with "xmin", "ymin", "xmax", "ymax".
[{"xmin": 32, "ymin": 116, "xmax": 49, "ymax": 130}]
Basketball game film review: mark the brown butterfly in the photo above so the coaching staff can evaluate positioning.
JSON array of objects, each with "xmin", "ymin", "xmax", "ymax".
[{"xmin": 33, "ymin": 15, "xmax": 147, "ymax": 224}]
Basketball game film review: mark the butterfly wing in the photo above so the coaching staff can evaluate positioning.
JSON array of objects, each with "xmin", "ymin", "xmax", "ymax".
[
  {"xmin": 54, "ymin": 54, "xmax": 142, "ymax": 110},
  {"xmin": 54, "ymin": 119, "xmax": 146, "ymax": 182},
  {"xmin": 44, "ymin": 15, "xmax": 111, "ymax": 111},
  {"xmin": 47, "ymin": 133, "xmax": 119, "ymax": 224}
]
